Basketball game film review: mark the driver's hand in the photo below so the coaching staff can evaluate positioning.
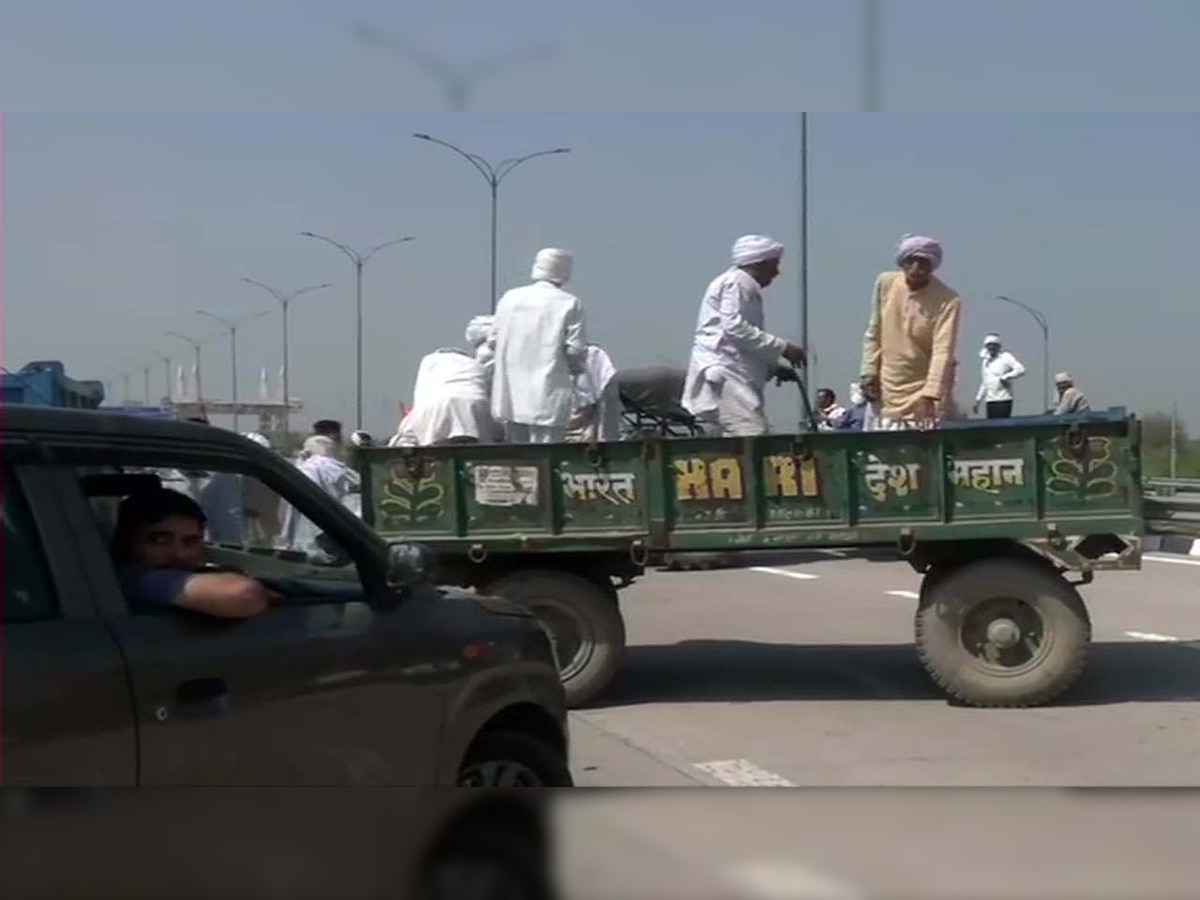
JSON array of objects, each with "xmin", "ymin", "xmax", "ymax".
[
  {"xmin": 781, "ymin": 342, "xmax": 807, "ymax": 368},
  {"xmin": 773, "ymin": 364, "xmax": 800, "ymax": 385}
]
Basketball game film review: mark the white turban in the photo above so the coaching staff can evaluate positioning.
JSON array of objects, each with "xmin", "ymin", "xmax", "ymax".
[
  {"xmin": 349, "ymin": 430, "xmax": 373, "ymax": 447},
  {"xmin": 464, "ymin": 315, "xmax": 495, "ymax": 348},
  {"xmin": 732, "ymin": 234, "xmax": 785, "ymax": 267},
  {"xmin": 302, "ymin": 435, "xmax": 336, "ymax": 458},
  {"xmin": 241, "ymin": 431, "xmax": 270, "ymax": 449},
  {"xmin": 1055, "ymin": 371, "xmax": 1073, "ymax": 384},
  {"xmin": 895, "ymin": 234, "xmax": 944, "ymax": 271},
  {"xmin": 531, "ymin": 248, "xmax": 573, "ymax": 285}
]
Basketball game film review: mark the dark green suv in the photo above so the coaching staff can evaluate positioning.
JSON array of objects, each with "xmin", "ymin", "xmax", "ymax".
[{"xmin": 3, "ymin": 407, "xmax": 571, "ymax": 788}]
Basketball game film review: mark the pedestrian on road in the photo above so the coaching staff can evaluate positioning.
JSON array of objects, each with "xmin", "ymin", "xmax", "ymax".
[
  {"xmin": 682, "ymin": 234, "xmax": 807, "ymax": 437},
  {"xmin": 490, "ymin": 248, "xmax": 588, "ymax": 444},
  {"xmin": 1052, "ymin": 371, "xmax": 1091, "ymax": 415},
  {"xmin": 973, "ymin": 334, "xmax": 1026, "ymax": 419},
  {"xmin": 860, "ymin": 234, "xmax": 963, "ymax": 430}
]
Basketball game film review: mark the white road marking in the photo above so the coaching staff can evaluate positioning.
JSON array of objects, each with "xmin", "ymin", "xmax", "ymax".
[
  {"xmin": 886, "ymin": 589, "xmax": 920, "ymax": 599},
  {"xmin": 1125, "ymin": 631, "xmax": 1180, "ymax": 642},
  {"xmin": 694, "ymin": 759, "xmax": 796, "ymax": 787},
  {"xmin": 750, "ymin": 566, "xmax": 820, "ymax": 581},
  {"xmin": 816, "ymin": 548, "xmax": 849, "ymax": 558},
  {"xmin": 722, "ymin": 860, "xmax": 864, "ymax": 900},
  {"xmin": 1145, "ymin": 554, "xmax": 1200, "ymax": 567}
]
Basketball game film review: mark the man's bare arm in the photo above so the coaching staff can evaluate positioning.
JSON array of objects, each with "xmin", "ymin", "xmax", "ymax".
[{"xmin": 177, "ymin": 573, "xmax": 271, "ymax": 619}]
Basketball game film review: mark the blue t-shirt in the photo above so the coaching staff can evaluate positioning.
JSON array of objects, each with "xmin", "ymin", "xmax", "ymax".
[{"xmin": 119, "ymin": 565, "xmax": 194, "ymax": 612}]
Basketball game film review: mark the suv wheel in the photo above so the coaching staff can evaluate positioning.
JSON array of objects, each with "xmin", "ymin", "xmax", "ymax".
[{"xmin": 458, "ymin": 731, "xmax": 573, "ymax": 788}]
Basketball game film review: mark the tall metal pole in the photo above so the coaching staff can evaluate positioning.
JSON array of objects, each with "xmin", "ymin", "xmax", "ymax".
[
  {"xmin": 162, "ymin": 356, "xmax": 171, "ymax": 402},
  {"xmin": 1170, "ymin": 402, "xmax": 1179, "ymax": 479},
  {"xmin": 490, "ymin": 183, "xmax": 500, "ymax": 311},
  {"xmin": 413, "ymin": 133, "xmax": 570, "ymax": 312},
  {"xmin": 799, "ymin": 113, "xmax": 810, "ymax": 403},
  {"xmin": 142, "ymin": 365, "xmax": 151, "ymax": 406},
  {"xmin": 997, "ymin": 295, "xmax": 1051, "ymax": 410},
  {"xmin": 198, "ymin": 309, "xmax": 269, "ymax": 434},
  {"xmin": 862, "ymin": 0, "xmax": 882, "ymax": 111},
  {"xmin": 122, "ymin": 373, "xmax": 131, "ymax": 405},
  {"xmin": 166, "ymin": 331, "xmax": 206, "ymax": 406},
  {"xmin": 299, "ymin": 232, "xmax": 414, "ymax": 431},
  {"xmin": 241, "ymin": 278, "xmax": 330, "ymax": 438}
]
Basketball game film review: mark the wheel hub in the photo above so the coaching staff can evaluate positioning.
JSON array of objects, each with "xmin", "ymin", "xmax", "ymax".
[{"xmin": 986, "ymin": 617, "xmax": 1022, "ymax": 648}]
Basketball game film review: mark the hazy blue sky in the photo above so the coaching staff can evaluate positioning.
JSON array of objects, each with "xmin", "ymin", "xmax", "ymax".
[{"xmin": 3, "ymin": 2, "xmax": 1199, "ymax": 433}]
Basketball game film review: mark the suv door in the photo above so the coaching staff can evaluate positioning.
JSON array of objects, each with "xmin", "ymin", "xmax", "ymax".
[
  {"xmin": 2, "ymin": 458, "xmax": 137, "ymax": 785},
  {"xmin": 48, "ymin": 443, "xmax": 449, "ymax": 786}
]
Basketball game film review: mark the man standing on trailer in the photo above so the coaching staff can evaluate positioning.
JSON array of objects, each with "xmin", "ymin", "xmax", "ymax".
[
  {"xmin": 490, "ymin": 248, "xmax": 588, "ymax": 444},
  {"xmin": 682, "ymin": 234, "xmax": 807, "ymax": 436},
  {"xmin": 860, "ymin": 234, "xmax": 963, "ymax": 430}
]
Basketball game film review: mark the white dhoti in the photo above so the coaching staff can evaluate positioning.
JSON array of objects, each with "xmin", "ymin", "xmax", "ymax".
[{"xmin": 504, "ymin": 423, "xmax": 567, "ymax": 444}]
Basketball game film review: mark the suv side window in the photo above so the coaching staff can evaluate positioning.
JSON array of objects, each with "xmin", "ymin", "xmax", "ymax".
[
  {"xmin": 75, "ymin": 462, "xmax": 365, "ymax": 615},
  {"xmin": 2, "ymin": 476, "xmax": 59, "ymax": 623}
]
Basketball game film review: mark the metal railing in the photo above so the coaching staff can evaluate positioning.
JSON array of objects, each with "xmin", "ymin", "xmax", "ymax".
[{"xmin": 1145, "ymin": 477, "xmax": 1200, "ymax": 497}]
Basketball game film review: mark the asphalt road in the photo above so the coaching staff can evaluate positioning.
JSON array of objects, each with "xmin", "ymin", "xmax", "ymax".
[{"xmin": 568, "ymin": 549, "xmax": 1200, "ymax": 788}]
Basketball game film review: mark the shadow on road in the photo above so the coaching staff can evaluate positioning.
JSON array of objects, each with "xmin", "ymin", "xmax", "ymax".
[
  {"xmin": 651, "ymin": 547, "xmax": 905, "ymax": 573},
  {"xmin": 593, "ymin": 640, "xmax": 1200, "ymax": 708}
]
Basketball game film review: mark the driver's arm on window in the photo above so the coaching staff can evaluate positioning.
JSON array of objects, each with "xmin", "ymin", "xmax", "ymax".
[
  {"xmin": 177, "ymin": 573, "xmax": 273, "ymax": 618},
  {"xmin": 123, "ymin": 567, "xmax": 273, "ymax": 619}
]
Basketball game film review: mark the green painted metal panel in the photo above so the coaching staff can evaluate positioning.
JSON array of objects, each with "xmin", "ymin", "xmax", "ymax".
[{"xmin": 360, "ymin": 412, "xmax": 1142, "ymax": 552}]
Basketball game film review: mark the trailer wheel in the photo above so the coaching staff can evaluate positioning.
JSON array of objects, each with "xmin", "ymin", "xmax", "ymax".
[
  {"xmin": 486, "ymin": 570, "xmax": 626, "ymax": 709},
  {"xmin": 914, "ymin": 558, "xmax": 1091, "ymax": 708}
]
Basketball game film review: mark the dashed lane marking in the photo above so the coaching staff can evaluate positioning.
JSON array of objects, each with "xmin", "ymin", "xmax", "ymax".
[
  {"xmin": 694, "ymin": 759, "xmax": 797, "ymax": 787},
  {"xmin": 1125, "ymin": 631, "xmax": 1181, "ymax": 642},
  {"xmin": 1145, "ymin": 554, "xmax": 1200, "ymax": 567},
  {"xmin": 750, "ymin": 566, "xmax": 820, "ymax": 581}
]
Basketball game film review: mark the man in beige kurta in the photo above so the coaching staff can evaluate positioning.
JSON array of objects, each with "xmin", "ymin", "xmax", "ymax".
[{"xmin": 860, "ymin": 234, "xmax": 963, "ymax": 428}]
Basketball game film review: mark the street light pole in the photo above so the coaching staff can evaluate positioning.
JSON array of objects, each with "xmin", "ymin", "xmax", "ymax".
[
  {"xmin": 353, "ymin": 26, "xmax": 555, "ymax": 111},
  {"xmin": 299, "ymin": 231, "xmax": 415, "ymax": 431},
  {"xmin": 240, "ymin": 279, "xmax": 330, "ymax": 437},
  {"xmin": 413, "ymin": 133, "xmax": 570, "ymax": 311},
  {"xmin": 142, "ymin": 365, "xmax": 151, "ymax": 406},
  {"xmin": 162, "ymin": 356, "xmax": 172, "ymax": 402},
  {"xmin": 198, "ymin": 308, "xmax": 270, "ymax": 433},
  {"xmin": 165, "ymin": 331, "xmax": 205, "ymax": 406},
  {"xmin": 996, "ymin": 295, "xmax": 1051, "ymax": 410},
  {"xmin": 799, "ymin": 113, "xmax": 810, "ymax": 413}
]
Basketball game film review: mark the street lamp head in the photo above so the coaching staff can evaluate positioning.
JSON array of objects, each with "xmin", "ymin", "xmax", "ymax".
[{"xmin": 414, "ymin": 133, "xmax": 433, "ymax": 140}]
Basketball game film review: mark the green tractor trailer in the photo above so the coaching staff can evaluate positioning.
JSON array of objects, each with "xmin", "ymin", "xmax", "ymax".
[{"xmin": 358, "ymin": 409, "xmax": 1191, "ymax": 709}]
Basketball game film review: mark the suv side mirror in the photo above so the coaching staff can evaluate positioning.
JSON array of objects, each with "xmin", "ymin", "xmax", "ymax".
[{"xmin": 386, "ymin": 542, "xmax": 438, "ymax": 588}]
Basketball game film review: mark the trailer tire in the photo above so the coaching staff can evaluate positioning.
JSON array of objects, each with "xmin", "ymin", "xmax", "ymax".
[
  {"xmin": 914, "ymin": 558, "xmax": 1091, "ymax": 708},
  {"xmin": 486, "ymin": 570, "xmax": 626, "ymax": 709}
]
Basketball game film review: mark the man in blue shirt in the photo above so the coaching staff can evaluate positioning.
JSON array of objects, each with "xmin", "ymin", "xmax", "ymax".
[{"xmin": 111, "ymin": 488, "xmax": 273, "ymax": 618}]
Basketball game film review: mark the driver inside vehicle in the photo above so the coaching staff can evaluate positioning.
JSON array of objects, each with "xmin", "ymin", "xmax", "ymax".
[{"xmin": 112, "ymin": 488, "xmax": 278, "ymax": 619}]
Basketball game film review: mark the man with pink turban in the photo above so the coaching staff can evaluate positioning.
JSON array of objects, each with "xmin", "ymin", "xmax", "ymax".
[{"xmin": 860, "ymin": 234, "xmax": 963, "ymax": 429}]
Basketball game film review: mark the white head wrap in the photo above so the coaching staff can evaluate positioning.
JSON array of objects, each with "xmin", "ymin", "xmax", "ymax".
[
  {"xmin": 302, "ymin": 435, "xmax": 336, "ymax": 458},
  {"xmin": 241, "ymin": 431, "xmax": 270, "ymax": 449},
  {"xmin": 1055, "ymin": 371, "xmax": 1073, "ymax": 384},
  {"xmin": 349, "ymin": 430, "xmax": 373, "ymax": 448},
  {"xmin": 895, "ymin": 234, "xmax": 944, "ymax": 271},
  {"xmin": 464, "ymin": 315, "xmax": 495, "ymax": 348},
  {"xmin": 731, "ymin": 234, "xmax": 785, "ymax": 267},
  {"xmin": 983, "ymin": 334, "xmax": 1001, "ymax": 346},
  {"xmin": 530, "ymin": 248, "xmax": 573, "ymax": 285}
]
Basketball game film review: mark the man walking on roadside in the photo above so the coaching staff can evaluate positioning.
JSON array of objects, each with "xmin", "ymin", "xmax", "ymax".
[{"xmin": 973, "ymin": 334, "xmax": 1026, "ymax": 419}]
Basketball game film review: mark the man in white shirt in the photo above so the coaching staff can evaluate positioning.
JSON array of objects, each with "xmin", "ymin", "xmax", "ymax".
[
  {"xmin": 973, "ymin": 334, "xmax": 1026, "ymax": 419},
  {"xmin": 490, "ymin": 248, "xmax": 587, "ymax": 444},
  {"xmin": 682, "ymin": 235, "xmax": 807, "ymax": 436},
  {"xmin": 566, "ymin": 343, "xmax": 621, "ymax": 443}
]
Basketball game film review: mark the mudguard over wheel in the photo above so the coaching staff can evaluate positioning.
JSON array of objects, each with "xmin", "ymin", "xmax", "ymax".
[
  {"xmin": 486, "ymin": 569, "xmax": 627, "ymax": 709},
  {"xmin": 915, "ymin": 557, "xmax": 1092, "ymax": 708}
]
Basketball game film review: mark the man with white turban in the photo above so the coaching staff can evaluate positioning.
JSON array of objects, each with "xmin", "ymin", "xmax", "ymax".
[
  {"xmin": 280, "ymin": 435, "xmax": 362, "ymax": 552},
  {"xmin": 389, "ymin": 320, "xmax": 502, "ymax": 447},
  {"xmin": 973, "ymin": 334, "xmax": 1025, "ymax": 419},
  {"xmin": 860, "ymin": 234, "xmax": 963, "ymax": 430},
  {"xmin": 566, "ymin": 343, "xmax": 621, "ymax": 443},
  {"xmin": 490, "ymin": 247, "xmax": 587, "ymax": 444},
  {"xmin": 682, "ymin": 235, "xmax": 807, "ymax": 436}
]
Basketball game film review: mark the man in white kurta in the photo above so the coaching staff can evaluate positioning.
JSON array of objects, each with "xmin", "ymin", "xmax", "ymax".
[
  {"xmin": 391, "ymin": 348, "xmax": 499, "ymax": 447},
  {"xmin": 566, "ymin": 343, "xmax": 621, "ymax": 443},
  {"xmin": 682, "ymin": 235, "xmax": 807, "ymax": 436},
  {"xmin": 490, "ymin": 248, "xmax": 587, "ymax": 444},
  {"xmin": 280, "ymin": 435, "xmax": 361, "ymax": 554}
]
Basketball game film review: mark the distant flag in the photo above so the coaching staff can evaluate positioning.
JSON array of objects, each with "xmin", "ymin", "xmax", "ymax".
[{"xmin": 259, "ymin": 367, "xmax": 270, "ymax": 400}]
